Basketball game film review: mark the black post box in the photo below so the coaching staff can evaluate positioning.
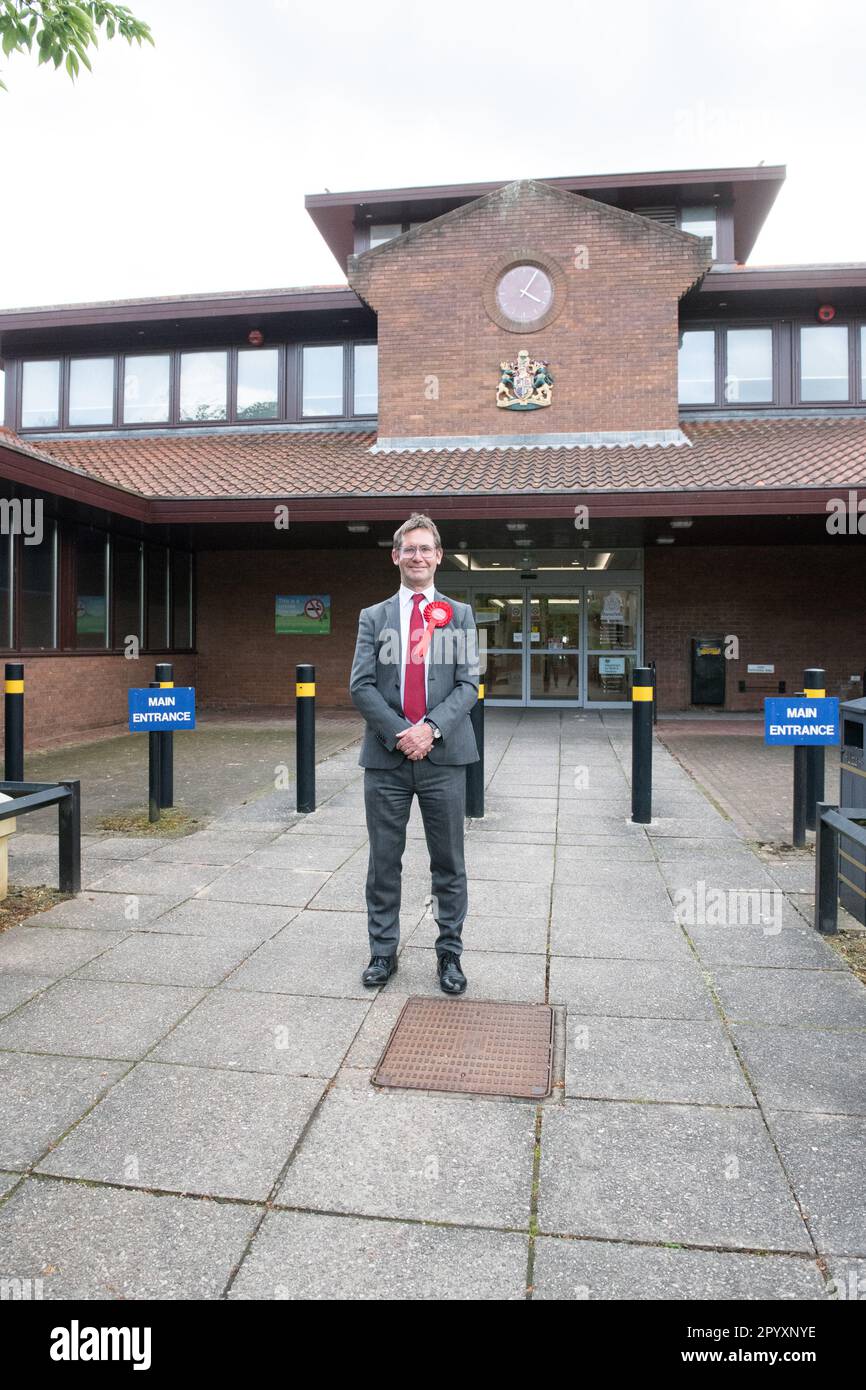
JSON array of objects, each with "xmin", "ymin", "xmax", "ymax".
[{"xmin": 691, "ymin": 637, "xmax": 725, "ymax": 706}]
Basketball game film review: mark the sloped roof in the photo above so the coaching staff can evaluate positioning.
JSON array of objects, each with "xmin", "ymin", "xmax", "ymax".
[{"xmin": 4, "ymin": 417, "xmax": 865, "ymax": 501}]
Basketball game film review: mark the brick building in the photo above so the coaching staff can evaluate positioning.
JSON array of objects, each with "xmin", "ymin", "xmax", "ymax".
[{"xmin": 1, "ymin": 163, "xmax": 864, "ymax": 747}]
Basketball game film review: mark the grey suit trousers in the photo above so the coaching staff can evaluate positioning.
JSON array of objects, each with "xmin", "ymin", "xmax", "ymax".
[{"xmin": 364, "ymin": 757, "xmax": 467, "ymax": 959}]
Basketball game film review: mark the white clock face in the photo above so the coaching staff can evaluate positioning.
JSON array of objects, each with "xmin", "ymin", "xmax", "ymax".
[{"xmin": 495, "ymin": 264, "xmax": 554, "ymax": 324}]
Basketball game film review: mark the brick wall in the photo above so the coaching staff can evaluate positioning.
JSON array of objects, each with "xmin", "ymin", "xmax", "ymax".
[
  {"xmin": 195, "ymin": 546, "xmax": 399, "ymax": 710},
  {"xmin": 645, "ymin": 544, "xmax": 866, "ymax": 711},
  {"xmin": 349, "ymin": 180, "xmax": 710, "ymax": 441},
  {"xmin": 11, "ymin": 652, "xmax": 197, "ymax": 751}
]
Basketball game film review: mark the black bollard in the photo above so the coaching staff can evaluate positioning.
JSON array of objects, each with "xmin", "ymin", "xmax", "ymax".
[
  {"xmin": 58, "ymin": 779, "xmax": 81, "ymax": 894},
  {"xmin": 4, "ymin": 662, "xmax": 24, "ymax": 782},
  {"xmin": 631, "ymin": 665, "xmax": 653, "ymax": 824},
  {"xmin": 465, "ymin": 681, "xmax": 485, "ymax": 818},
  {"xmin": 803, "ymin": 667, "xmax": 825, "ymax": 833},
  {"xmin": 148, "ymin": 681, "xmax": 161, "ymax": 823},
  {"xmin": 296, "ymin": 663, "xmax": 316, "ymax": 813},
  {"xmin": 155, "ymin": 662, "xmax": 174, "ymax": 809}
]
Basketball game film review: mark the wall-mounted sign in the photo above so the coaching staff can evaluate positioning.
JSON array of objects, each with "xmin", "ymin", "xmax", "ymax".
[
  {"xmin": 748, "ymin": 664, "xmax": 775, "ymax": 674},
  {"xmin": 599, "ymin": 656, "xmax": 626, "ymax": 676},
  {"xmin": 276, "ymin": 595, "xmax": 331, "ymax": 635}
]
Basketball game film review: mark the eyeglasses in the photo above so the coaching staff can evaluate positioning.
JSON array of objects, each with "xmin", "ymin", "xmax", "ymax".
[{"xmin": 399, "ymin": 545, "xmax": 437, "ymax": 557}]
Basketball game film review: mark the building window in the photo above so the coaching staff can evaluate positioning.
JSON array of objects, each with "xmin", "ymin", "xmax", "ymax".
[
  {"xmin": 302, "ymin": 345, "xmax": 344, "ymax": 417},
  {"xmin": 20, "ymin": 520, "xmax": 57, "ymax": 647},
  {"xmin": 353, "ymin": 344, "xmax": 377, "ymax": 415},
  {"xmin": 124, "ymin": 355, "xmax": 170, "ymax": 424},
  {"xmin": 69, "ymin": 358, "xmax": 115, "ymax": 427},
  {"xmin": 369, "ymin": 223, "xmax": 402, "ymax": 249},
  {"xmin": 800, "ymin": 325, "xmax": 849, "ymax": 402},
  {"xmin": 678, "ymin": 330, "xmax": 716, "ymax": 404},
  {"xmin": 0, "ymin": 366, "xmax": 5, "ymax": 427},
  {"xmin": 680, "ymin": 206, "xmax": 717, "ymax": 259},
  {"xmin": 236, "ymin": 348, "xmax": 279, "ymax": 420},
  {"xmin": 0, "ymin": 530, "xmax": 11, "ymax": 646},
  {"xmin": 146, "ymin": 545, "xmax": 168, "ymax": 648},
  {"xmin": 180, "ymin": 351, "xmax": 227, "ymax": 422},
  {"xmin": 21, "ymin": 360, "xmax": 61, "ymax": 428},
  {"xmin": 75, "ymin": 526, "xmax": 108, "ymax": 648},
  {"xmin": 112, "ymin": 536, "xmax": 142, "ymax": 649},
  {"xmin": 725, "ymin": 328, "xmax": 773, "ymax": 403},
  {"xmin": 171, "ymin": 550, "xmax": 193, "ymax": 648}
]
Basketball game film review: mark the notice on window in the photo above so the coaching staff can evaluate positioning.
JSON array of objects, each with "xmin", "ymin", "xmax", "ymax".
[{"xmin": 276, "ymin": 595, "xmax": 331, "ymax": 635}]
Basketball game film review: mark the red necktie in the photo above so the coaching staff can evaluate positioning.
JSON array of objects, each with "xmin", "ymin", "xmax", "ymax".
[{"xmin": 403, "ymin": 592, "xmax": 427, "ymax": 724}]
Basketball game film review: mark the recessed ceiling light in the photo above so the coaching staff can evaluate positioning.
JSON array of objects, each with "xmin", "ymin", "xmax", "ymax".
[
  {"xmin": 514, "ymin": 539, "xmax": 533, "ymax": 548},
  {"xmin": 506, "ymin": 522, "xmax": 527, "ymax": 532},
  {"xmin": 669, "ymin": 518, "xmax": 693, "ymax": 529},
  {"xmin": 347, "ymin": 523, "xmax": 370, "ymax": 533},
  {"xmin": 656, "ymin": 536, "xmax": 675, "ymax": 545}
]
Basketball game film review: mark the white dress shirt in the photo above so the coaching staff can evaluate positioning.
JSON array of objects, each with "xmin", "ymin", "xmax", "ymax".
[{"xmin": 398, "ymin": 582, "xmax": 435, "ymax": 715}]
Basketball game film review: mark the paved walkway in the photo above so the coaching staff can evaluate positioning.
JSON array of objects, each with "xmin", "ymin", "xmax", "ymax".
[{"xmin": 0, "ymin": 711, "xmax": 863, "ymax": 1300}]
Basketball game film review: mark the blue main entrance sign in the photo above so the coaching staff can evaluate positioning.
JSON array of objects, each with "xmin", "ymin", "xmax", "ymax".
[
  {"xmin": 128, "ymin": 687, "xmax": 196, "ymax": 730},
  {"xmin": 764, "ymin": 696, "xmax": 839, "ymax": 745}
]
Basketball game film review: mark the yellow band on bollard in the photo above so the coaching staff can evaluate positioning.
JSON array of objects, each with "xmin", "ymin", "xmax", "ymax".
[
  {"xmin": 804, "ymin": 688, "xmax": 825, "ymax": 698},
  {"xmin": 632, "ymin": 686, "xmax": 654, "ymax": 701},
  {"xmin": 158, "ymin": 682, "xmax": 174, "ymax": 688},
  {"xmin": 4, "ymin": 680, "xmax": 24, "ymax": 693},
  {"xmin": 296, "ymin": 682, "xmax": 316, "ymax": 697},
  {"xmin": 478, "ymin": 683, "xmax": 485, "ymax": 700}
]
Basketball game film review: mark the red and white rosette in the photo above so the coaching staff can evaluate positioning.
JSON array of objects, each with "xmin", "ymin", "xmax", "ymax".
[{"xmin": 412, "ymin": 599, "xmax": 453, "ymax": 660}]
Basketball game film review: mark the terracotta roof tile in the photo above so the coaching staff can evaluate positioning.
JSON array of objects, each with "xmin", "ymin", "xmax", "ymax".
[{"xmin": 4, "ymin": 417, "xmax": 866, "ymax": 500}]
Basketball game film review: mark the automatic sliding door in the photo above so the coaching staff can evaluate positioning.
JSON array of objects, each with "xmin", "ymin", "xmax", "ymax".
[
  {"xmin": 474, "ymin": 592, "xmax": 523, "ymax": 702},
  {"xmin": 527, "ymin": 592, "xmax": 580, "ymax": 703}
]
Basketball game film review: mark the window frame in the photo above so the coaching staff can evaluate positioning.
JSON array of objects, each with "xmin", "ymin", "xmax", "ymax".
[
  {"xmin": 300, "ymin": 341, "xmax": 348, "ymax": 421},
  {"xmin": 795, "ymin": 321, "xmax": 854, "ymax": 407}
]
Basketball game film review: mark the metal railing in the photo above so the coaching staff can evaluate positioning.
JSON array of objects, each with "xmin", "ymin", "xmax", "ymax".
[
  {"xmin": 0, "ymin": 780, "xmax": 81, "ymax": 894},
  {"xmin": 814, "ymin": 800, "xmax": 866, "ymax": 935}
]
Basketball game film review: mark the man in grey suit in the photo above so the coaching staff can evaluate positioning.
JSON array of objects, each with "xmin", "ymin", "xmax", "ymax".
[{"xmin": 349, "ymin": 513, "xmax": 480, "ymax": 994}]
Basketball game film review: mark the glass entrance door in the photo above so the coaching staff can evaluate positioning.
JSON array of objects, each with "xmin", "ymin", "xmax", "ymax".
[{"xmin": 527, "ymin": 592, "xmax": 581, "ymax": 703}]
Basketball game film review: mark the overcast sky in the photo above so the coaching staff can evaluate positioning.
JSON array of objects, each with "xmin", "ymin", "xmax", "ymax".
[{"xmin": 0, "ymin": 0, "xmax": 863, "ymax": 308}]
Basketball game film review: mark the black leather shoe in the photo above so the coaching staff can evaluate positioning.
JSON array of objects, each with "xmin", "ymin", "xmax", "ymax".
[
  {"xmin": 437, "ymin": 951, "xmax": 466, "ymax": 995},
  {"xmin": 362, "ymin": 955, "xmax": 397, "ymax": 987}
]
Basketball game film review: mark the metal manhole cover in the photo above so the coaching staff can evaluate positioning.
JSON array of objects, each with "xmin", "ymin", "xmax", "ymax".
[{"xmin": 372, "ymin": 997, "xmax": 553, "ymax": 1098}]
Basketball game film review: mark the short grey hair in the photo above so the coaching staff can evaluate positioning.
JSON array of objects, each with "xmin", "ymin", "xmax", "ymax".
[{"xmin": 392, "ymin": 513, "xmax": 442, "ymax": 551}]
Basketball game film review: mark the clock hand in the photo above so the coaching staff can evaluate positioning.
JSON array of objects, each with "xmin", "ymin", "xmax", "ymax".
[
  {"xmin": 519, "ymin": 288, "xmax": 543, "ymax": 303},
  {"xmin": 522, "ymin": 269, "xmax": 539, "ymax": 292}
]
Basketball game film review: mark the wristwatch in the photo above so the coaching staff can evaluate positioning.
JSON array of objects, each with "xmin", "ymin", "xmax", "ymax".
[{"xmin": 424, "ymin": 719, "xmax": 442, "ymax": 741}]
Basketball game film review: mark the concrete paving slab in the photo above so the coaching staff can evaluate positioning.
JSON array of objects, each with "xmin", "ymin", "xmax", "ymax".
[
  {"xmin": 0, "ymin": 973, "xmax": 55, "ymax": 1018},
  {"xmin": 229, "ymin": 1210, "xmax": 529, "ymax": 1300},
  {"xmin": 550, "ymin": 916, "xmax": 693, "ymax": 962},
  {"xmin": 133, "ymin": 898, "xmax": 297, "ymax": 942},
  {"xmin": 767, "ymin": 1111, "xmax": 866, "ymax": 1257},
  {"xmin": 0, "ymin": 1052, "xmax": 128, "ymax": 1168},
  {"xmin": 87, "ymin": 861, "xmax": 226, "ymax": 896},
  {"xmin": 538, "ymin": 1100, "xmax": 811, "ymax": 1251},
  {"xmin": 276, "ymin": 1085, "xmax": 536, "ymax": 1228},
  {"xmin": 532, "ymin": 1238, "xmax": 826, "ymax": 1300},
  {"xmin": 712, "ymin": 967, "xmax": 866, "ymax": 1027},
  {"xmin": 731, "ymin": 1026, "xmax": 866, "ymax": 1115},
  {"xmin": 75, "ymin": 932, "xmax": 258, "ymax": 988},
  {"xmin": 151, "ymin": 989, "xmax": 368, "ymax": 1078},
  {"xmin": 549, "ymin": 956, "xmax": 716, "ymax": 1019},
  {"xmin": 0, "ymin": 979, "xmax": 204, "ymax": 1060},
  {"xmin": 0, "ymin": 1178, "xmax": 258, "ymax": 1299},
  {"xmin": 687, "ymin": 925, "xmax": 842, "ymax": 970},
  {"xmin": 564, "ymin": 1014, "xmax": 755, "ymax": 1106},
  {"xmin": 222, "ymin": 935, "xmax": 375, "ymax": 1000},
  {"xmin": 194, "ymin": 865, "xmax": 331, "ymax": 907},
  {"xmin": 0, "ymin": 926, "xmax": 126, "ymax": 978},
  {"xmin": 37, "ymin": 1061, "xmax": 325, "ymax": 1201},
  {"xmin": 21, "ymin": 891, "xmax": 186, "ymax": 931},
  {"xmin": 552, "ymin": 882, "xmax": 676, "ymax": 924}
]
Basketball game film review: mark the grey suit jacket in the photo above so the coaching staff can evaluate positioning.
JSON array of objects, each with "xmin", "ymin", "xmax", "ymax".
[{"xmin": 349, "ymin": 589, "xmax": 480, "ymax": 768}]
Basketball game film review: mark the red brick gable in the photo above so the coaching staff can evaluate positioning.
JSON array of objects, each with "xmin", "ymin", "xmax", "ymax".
[{"xmin": 348, "ymin": 179, "xmax": 712, "ymax": 442}]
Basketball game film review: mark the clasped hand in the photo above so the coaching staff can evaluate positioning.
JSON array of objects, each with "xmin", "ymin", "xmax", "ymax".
[{"xmin": 396, "ymin": 721, "xmax": 434, "ymax": 761}]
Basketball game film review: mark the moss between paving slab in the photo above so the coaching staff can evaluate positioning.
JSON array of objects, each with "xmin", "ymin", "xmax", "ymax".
[
  {"xmin": 96, "ymin": 808, "xmax": 204, "ymax": 837},
  {"xmin": 827, "ymin": 931, "xmax": 866, "ymax": 987},
  {"xmin": 0, "ymin": 884, "xmax": 70, "ymax": 935}
]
